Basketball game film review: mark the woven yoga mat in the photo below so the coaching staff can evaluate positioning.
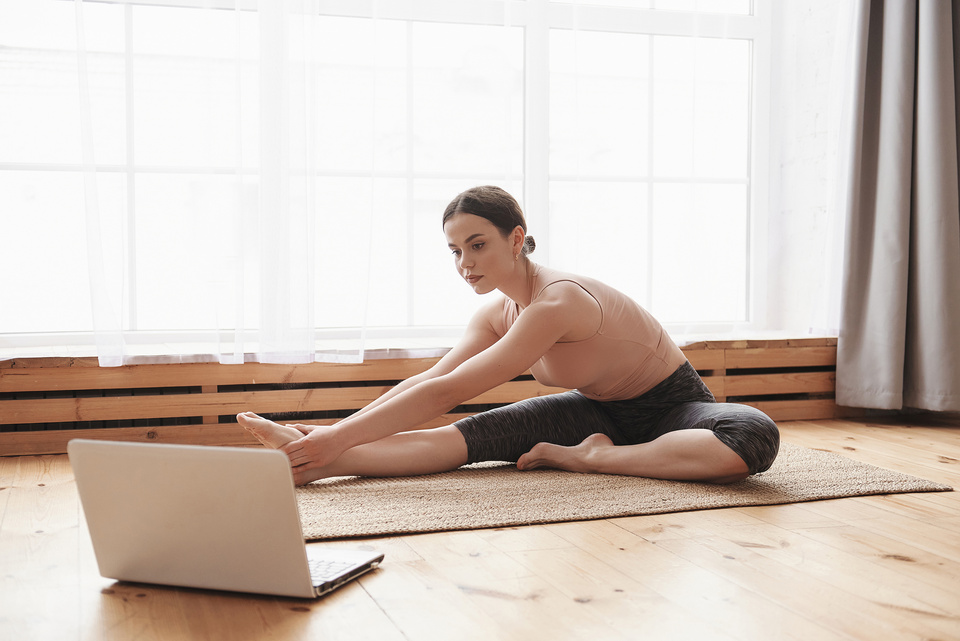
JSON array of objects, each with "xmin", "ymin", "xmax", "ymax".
[{"xmin": 295, "ymin": 442, "xmax": 952, "ymax": 540}]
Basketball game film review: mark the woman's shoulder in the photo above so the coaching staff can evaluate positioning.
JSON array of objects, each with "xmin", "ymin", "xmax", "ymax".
[
  {"xmin": 533, "ymin": 264, "xmax": 606, "ymax": 289},
  {"xmin": 526, "ymin": 271, "xmax": 602, "ymax": 341},
  {"xmin": 468, "ymin": 294, "xmax": 516, "ymax": 338},
  {"xmin": 536, "ymin": 266, "xmax": 636, "ymax": 306},
  {"xmin": 533, "ymin": 266, "xmax": 603, "ymax": 304}
]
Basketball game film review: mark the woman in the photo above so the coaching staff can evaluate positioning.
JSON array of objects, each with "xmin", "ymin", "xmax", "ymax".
[{"xmin": 238, "ymin": 186, "xmax": 779, "ymax": 485}]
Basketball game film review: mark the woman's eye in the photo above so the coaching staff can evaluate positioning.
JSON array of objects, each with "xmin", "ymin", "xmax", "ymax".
[
  {"xmin": 472, "ymin": 243, "xmax": 484, "ymax": 251},
  {"xmin": 451, "ymin": 249, "xmax": 461, "ymax": 257}
]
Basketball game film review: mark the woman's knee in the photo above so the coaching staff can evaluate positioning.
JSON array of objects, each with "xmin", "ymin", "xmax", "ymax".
[{"xmin": 710, "ymin": 404, "xmax": 780, "ymax": 474}]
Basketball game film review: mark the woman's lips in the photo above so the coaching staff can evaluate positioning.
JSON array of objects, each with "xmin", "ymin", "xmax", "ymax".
[{"xmin": 465, "ymin": 275, "xmax": 482, "ymax": 284}]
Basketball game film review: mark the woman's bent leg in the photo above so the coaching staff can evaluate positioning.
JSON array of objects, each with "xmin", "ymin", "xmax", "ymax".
[
  {"xmin": 517, "ymin": 430, "xmax": 750, "ymax": 484},
  {"xmin": 648, "ymin": 402, "xmax": 780, "ymax": 475},
  {"xmin": 517, "ymin": 399, "xmax": 779, "ymax": 484}
]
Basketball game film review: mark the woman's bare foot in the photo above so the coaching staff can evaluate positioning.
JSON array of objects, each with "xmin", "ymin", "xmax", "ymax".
[
  {"xmin": 516, "ymin": 433, "xmax": 615, "ymax": 473},
  {"xmin": 237, "ymin": 412, "xmax": 303, "ymax": 449}
]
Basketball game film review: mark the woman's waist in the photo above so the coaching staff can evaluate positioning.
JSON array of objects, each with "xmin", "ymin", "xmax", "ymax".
[
  {"xmin": 534, "ymin": 348, "xmax": 687, "ymax": 401},
  {"xmin": 593, "ymin": 360, "xmax": 714, "ymax": 406}
]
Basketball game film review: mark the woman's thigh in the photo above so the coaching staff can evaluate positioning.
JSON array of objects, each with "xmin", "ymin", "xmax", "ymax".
[{"xmin": 454, "ymin": 391, "xmax": 624, "ymax": 463}]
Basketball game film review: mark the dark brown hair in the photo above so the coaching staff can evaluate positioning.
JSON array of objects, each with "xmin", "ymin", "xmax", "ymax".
[{"xmin": 442, "ymin": 186, "xmax": 536, "ymax": 255}]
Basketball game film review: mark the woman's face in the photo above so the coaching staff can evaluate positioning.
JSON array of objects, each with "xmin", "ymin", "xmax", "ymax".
[{"xmin": 443, "ymin": 213, "xmax": 521, "ymax": 295}]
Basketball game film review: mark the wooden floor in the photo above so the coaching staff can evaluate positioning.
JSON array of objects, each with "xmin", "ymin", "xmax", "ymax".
[{"xmin": 1, "ymin": 416, "xmax": 958, "ymax": 641}]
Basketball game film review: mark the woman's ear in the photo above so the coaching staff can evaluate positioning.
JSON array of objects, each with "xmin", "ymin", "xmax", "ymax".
[{"xmin": 512, "ymin": 225, "xmax": 525, "ymax": 255}]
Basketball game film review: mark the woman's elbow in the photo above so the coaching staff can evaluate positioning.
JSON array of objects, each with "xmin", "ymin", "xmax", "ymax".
[{"xmin": 423, "ymin": 373, "xmax": 475, "ymax": 412}]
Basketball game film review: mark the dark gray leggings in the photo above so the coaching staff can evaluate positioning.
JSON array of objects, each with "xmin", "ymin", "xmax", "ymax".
[{"xmin": 454, "ymin": 361, "xmax": 780, "ymax": 475}]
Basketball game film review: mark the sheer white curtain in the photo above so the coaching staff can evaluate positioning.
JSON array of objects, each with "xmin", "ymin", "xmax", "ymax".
[
  {"xmin": 545, "ymin": 0, "xmax": 758, "ymax": 337},
  {"xmin": 2, "ymin": 1, "xmax": 779, "ymax": 364},
  {"xmin": 764, "ymin": 1, "xmax": 855, "ymax": 339},
  {"xmin": 1, "ymin": 0, "xmax": 523, "ymax": 365},
  {"xmin": 71, "ymin": 0, "xmax": 379, "ymax": 366},
  {"xmin": 52, "ymin": 0, "xmax": 526, "ymax": 366}
]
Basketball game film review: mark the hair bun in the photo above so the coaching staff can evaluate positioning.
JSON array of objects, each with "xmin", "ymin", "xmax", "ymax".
[{"xmin": 523, "ymin": 235, "xmax": 536, "ymax": 255}]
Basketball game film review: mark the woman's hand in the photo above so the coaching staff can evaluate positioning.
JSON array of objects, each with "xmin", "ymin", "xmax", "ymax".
[{"xmin": 280, "ymin": 424, "xmax": 350, "ymax": 471}]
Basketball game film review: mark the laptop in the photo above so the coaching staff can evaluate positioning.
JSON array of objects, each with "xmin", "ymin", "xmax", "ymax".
[{"xmin": 68, "ymin": 439, "xmax": 384, "ymax": 599}]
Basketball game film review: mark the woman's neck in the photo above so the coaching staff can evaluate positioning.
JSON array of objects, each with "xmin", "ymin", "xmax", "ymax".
[{"xmin": 500, "ymin": 260, "xmax": 539, "ymax": 309}]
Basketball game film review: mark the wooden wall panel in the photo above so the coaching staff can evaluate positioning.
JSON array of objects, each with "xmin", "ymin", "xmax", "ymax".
[
  {"xmin": 0, "ymin": 358, "xmax": 442, "ymax": 393},
  {"xmin": 1, "ymin": 338, "xmax": 842, "ymax": 456}
]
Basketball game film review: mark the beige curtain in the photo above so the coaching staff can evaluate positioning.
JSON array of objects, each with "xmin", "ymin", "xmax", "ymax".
[{"xmin": 837, "ymin": 0, "xmax": 960, "ymax": 412}]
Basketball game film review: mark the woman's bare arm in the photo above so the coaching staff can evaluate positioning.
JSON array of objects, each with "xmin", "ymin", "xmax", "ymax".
[{"xmin": 280, "ymin": 287, "xmax": 588, "ymax": 469}]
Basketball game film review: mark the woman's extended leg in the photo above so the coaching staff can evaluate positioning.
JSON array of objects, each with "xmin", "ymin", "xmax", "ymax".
[
  {"xmin": 516, "ymin": 430, "xmax": 750, "ymax": 484},
  {"xmin": 237, "ymin": 412, "xmax": 468, "ymax": 485}
]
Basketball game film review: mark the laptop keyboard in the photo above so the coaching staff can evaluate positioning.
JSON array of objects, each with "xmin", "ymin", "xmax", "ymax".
[{"xmin": 308, "ymin": 558, "xmax": 356, "ymax": 583}]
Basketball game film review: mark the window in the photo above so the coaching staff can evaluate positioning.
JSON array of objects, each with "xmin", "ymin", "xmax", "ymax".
[
  {"xmin": 548, "ymin": 26, "xmax": 752, "ymax": 324},
  {"xmin": 0, "ymin": 0, "xmax": 768, "ymax": 359}
]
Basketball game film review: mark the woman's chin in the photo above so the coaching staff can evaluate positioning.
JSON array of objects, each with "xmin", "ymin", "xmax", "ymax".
[{"xmin": 469, "ymin": 281, "xmax": 495, "ymax": 295}]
